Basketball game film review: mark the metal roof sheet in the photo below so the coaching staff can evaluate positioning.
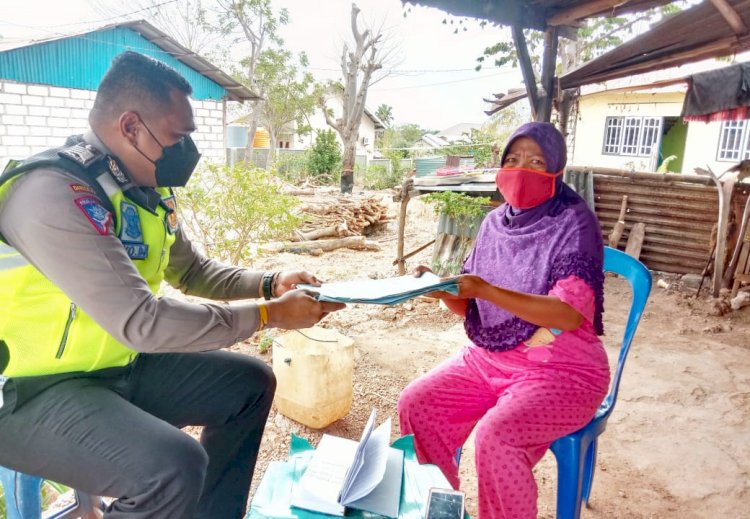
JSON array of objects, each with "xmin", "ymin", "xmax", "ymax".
[{"xmin": 0, "ymin": 20, "xmax": 258, "ymax": 102}]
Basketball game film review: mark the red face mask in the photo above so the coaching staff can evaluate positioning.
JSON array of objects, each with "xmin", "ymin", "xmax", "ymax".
[{"xmin": 495, "ymin": 168, "xmax": 563, "ymax": 209}]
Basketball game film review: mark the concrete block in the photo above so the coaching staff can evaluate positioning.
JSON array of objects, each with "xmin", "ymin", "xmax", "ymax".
[
  {"xmin": 70, "ymin": 89, "xmax": 92, "ymax": 100},
  {"xmin": 44, "ymin": 97, "xmax": 66, "ymax": 107},
  {"xmin": 49, "ymin": 87, "xmax": 71, "ymax": 98},
  {"xmin": 21, "ymin": 95, "xmax": 44, "ymax": 106},
  {"xmin": 27, "ymin": 85, "xmax": 49, "ymax": 96},
  {"xmin": 3, "ymin": 82, "xmax": 27, "ymax": 94}
]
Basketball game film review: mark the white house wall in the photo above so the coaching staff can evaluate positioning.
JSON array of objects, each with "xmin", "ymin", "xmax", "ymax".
[
  {"xmin": 0, "ymin": 80, "xmax": 226, "ymax": 168},
  {"xmin": 296, "ymin": 96, "xmax": 377, "ymax": 156},
  {"xmin": 682, "ymin": 121, "xmax": 735, "ymax": 176},
  {"xmin": 571, "ymin": 90, "xmax": 684, "ymax": 171},
  {"xmin": 572, "ymin": 89, "xmax": 743, "ymax": 175}
]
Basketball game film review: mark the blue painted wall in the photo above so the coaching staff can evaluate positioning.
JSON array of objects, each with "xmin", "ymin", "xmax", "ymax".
[{"xmin": 0, "ymin": 27, "xmax": 227, "ymax": 100}]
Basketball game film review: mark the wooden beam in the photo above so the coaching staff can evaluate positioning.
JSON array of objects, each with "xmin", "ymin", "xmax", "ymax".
[
  {"xmin": 538, "ymin": 26, "xmax": 559, "ymax": 122},
  {"xmin": 709, "ymin": 0, "xmax": 749, "ymax": 35},
  {"xmin": 512, "ymin": 24, "xmax": 539, "ymax": 120},
  {"xmin": 548, "ymin": 0, "xmax": 628, "ymax": 26}
]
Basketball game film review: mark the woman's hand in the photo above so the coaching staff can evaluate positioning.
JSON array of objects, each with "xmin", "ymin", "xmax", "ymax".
[
  {"xmin": 414, "ymin": 266, "xmax": 488, "ymax": 301},
  {"xmin": 274, "ymin": 271, "xmax": 321, "ymax": 297},
  {"xmin": 454, "ymin": 274, "xmax": 490, "ymax": 299}
]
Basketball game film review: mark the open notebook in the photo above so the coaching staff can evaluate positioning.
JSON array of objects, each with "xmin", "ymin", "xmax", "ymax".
[{"xmin": 290, "ymin": 409, "xmax": 404, "ymax": 517}]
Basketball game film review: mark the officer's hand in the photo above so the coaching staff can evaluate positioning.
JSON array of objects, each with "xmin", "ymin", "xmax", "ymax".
[
  {"xmin": 274, "ymin": 270, "xmax": 322, "ymax": 296},
  {"xmin": 266, "ymin": 289, "xmax": 345, "ymax": 329}
]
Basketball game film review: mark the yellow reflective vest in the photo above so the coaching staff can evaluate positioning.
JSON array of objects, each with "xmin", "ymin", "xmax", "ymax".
[{"xmin": 0, "ymin": 143, "xmax": 176, "ymax": 377}]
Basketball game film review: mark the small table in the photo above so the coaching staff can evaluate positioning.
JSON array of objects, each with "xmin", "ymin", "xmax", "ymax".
[{"xmin": 247, "ymin": 435, "xmax": 462, "ymax": 519}]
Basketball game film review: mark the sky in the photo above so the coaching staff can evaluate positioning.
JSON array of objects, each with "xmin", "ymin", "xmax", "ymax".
[{"xmin": 0, "ymin": 0, "xmax": 526, "ymax": 131}]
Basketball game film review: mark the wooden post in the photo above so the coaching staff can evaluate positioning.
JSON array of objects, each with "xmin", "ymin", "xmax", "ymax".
[
  {"xmin": 394, "ymin": 178, "xmax": 413, "ymax": 275},
  {"xmin": 698, "ymin": 166, "xmax": 737, "ymax": 297},
  {"xmin": 538, "ymin": 26, "xmax": 559, "ymax": 123},
  {"xmin": 512, "ymin": 24, "xmax": 539, "ymax": 121},
  {"xmin": 723, "ymin": 194, "xmax": 750, "ymax": 287},
  {"xmin": 608, "ymin": 195, "xmax": 628, "ymax": 248}
]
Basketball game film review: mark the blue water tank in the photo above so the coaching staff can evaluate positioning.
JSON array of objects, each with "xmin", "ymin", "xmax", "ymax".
[{"xmin": 227, "ymin": 125, "xmax": 248, "ymax": 148}]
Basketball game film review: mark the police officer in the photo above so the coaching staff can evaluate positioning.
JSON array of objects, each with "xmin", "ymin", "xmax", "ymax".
[{"xmin": 0, "ymin": 51, "xmax": 345, "ymax": 518}]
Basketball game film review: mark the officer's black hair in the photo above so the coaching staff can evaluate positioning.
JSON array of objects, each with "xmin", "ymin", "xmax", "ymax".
[{"xmin": 91, "ymin": 51, "xmax": 193, "ymax": 120}]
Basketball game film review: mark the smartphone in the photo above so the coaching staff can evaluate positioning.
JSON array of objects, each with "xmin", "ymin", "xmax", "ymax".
[{"xmin": 425, "ymin": 487, "xmax": 465, "ymax": 519}]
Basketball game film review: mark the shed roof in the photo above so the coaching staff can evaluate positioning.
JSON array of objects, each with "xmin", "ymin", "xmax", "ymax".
[
  {"xmin": 404, "ymin": 0, "xmax": 673, "ymax": 30},
  {"xmin": 560, "ymin": 0, "xmax": 750, "ymax": 89},
  {"xmin": 0, "ymin": 20, "xmax": 258, "ymax": 102}
]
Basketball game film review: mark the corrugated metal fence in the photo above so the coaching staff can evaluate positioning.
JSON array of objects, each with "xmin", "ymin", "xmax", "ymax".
[{"xmin": 568, "ymin": 166, "xmax": 749, "ymax": 274}]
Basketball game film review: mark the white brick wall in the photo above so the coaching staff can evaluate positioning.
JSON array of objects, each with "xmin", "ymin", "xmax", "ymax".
[
  {"xmin": 190, "ymin": 98, "xmax": 225, "ymax": 163},
  {"xmin": 1, "ymin": 81, "xmax": 227, "ymax": 168}
]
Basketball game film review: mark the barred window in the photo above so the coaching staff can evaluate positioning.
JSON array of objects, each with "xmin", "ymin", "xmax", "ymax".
[
  {"xmin": 603, "ymin": 117, "xmax": 623, "ymax": 154},
  {"xmin": 602, "ymin": 116, "xmax": 662, "ymax": 157},
  {"xmin": 717, "ymin": 120, "xmax": 749, "ymax": 161}
]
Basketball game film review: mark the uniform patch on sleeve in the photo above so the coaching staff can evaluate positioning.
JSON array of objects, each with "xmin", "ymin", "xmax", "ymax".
[
  {"xmin": 74, "ymin": 196, "xmax": 112, "ymax": 236},
  {"xmin": 69, "ymin": 183, "xmax": 95, "ymax": 195}
]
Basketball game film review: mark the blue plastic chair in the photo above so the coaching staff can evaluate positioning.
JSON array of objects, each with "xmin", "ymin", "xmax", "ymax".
[
  {"xmin": 0, "ymin": 466, "xmax": 101, "ymax": 519},
  {"xmin": 549, "ymin": 246, "xmax": 652, "ymax": 519}
]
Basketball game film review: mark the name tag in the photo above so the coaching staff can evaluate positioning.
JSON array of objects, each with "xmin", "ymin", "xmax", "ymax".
[{"xmin": 124, "ymin": 243, "xmax": 149, "ymax": 260}]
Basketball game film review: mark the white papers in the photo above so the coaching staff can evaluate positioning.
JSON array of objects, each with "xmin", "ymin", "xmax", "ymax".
[
  {"xmin": 299, "ymin": 272, "xmax": 459, "ymax": 305},
  {"xmin": 290, "ymin": 409, "xmax": 404, "ymax": 518}
]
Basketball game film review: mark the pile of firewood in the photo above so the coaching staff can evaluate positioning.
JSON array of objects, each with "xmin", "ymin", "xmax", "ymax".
[
  {"xmin": 259, "ymin": 196, "xmax": 391, "ymax": 255},
  {"xmin": 295, "ymin": 196, "xmax": 391, "ymax": 240}
]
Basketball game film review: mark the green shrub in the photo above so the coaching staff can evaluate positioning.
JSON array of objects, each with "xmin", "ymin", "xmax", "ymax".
[
  {"xmin": 179, "ymin": 162, "xmax": 301, "ymax": 265},
  {"xmin": 272, "ymin": 151, "xmax": 309, "ymax": 184},
  {"xmin": 307, "ymin": 130, "xmax": 341, "ymax": 184},
  {"xmin": 364, "ymin": 164, "xmax": 404, "ymax": 190},
  {"xmin": 423, "ymin": 191, "xmax": 491, "ymax": 220}
]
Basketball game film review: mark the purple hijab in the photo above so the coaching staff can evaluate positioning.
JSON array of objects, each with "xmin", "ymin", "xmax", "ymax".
[{"xmin": 462, "ymin": 122, "xmax": 604, "ymax": 352}]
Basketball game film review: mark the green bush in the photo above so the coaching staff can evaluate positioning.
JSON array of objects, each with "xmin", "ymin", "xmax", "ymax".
[
  {"xmin": 364, "ymin": 164, "xmax": 404, "ymax": 190},
  {"xmin": 179, "ymin": 162, "xmax": 302, "ymax": 265},
  {"xmin": 423, "ymin": 191, "xmax": 492, "ymax": 220},
  {"xmin": 307, "ymin": 130, "xmax": 341, "ymax": 184},
  {"xmin": 272, "ymin": 151, "xmax": 309, "ymax": 184}
]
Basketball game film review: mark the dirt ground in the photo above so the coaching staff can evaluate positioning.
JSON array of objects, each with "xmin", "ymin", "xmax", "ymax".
[{"xmin": 233, "ymin": 191, "xmax": 750, "ymax": 518}]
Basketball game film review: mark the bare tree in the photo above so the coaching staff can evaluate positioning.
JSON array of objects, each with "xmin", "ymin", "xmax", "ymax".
[
  {"xmin": 320, "ymin": 3, "xmax": 389, "ymax": 194},
  {"xmin": 91, "ymin": 0, "xmax": 218, "ymax": 56},
  {"xmin": 215, "ymin": 0, "xmax": 288, "ymax": 161}
]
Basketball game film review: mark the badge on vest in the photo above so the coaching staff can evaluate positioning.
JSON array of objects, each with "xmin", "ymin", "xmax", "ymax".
[
  {"xmin": 120, "ymin": 201, "xmax": 148, "ymax": 260},
  {"xmin": 74, "ymin": 196, "xmax": 112, "ymax": 236},
  {"xmin": 59, "ymin": 143, "xmax": 102, "ymax": 167},
  {"xmin": 107, "ymin": 157, "xmax": 129, "ymax": 186},
  {"xmin": 162, "ymin": 195, "xmax": 179, "ymax": 234}
]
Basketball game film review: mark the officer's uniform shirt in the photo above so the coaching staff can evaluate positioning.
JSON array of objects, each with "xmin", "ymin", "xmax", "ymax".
[{"xmin": 0, "ymin": 131, "xmax": 264, "ymax": 355}]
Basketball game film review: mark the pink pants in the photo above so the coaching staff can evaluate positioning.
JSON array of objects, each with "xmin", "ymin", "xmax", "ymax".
[{"xmin": 398, "ymin": 345, "xmax": 608, "ymax": 519}]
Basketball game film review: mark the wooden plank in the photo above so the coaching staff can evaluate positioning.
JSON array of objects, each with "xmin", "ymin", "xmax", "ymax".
[
  {"xmin": 731, "ymin": 242, "xmax": 750, "ymax": 297},
  {"xmin": 608, "ymin": 195, "xmax": 628, "ymax": 249},
  {"xmin": 512, "ymin": 24, "xmax": 539, "ymax": 120},
  {"xmin": 625, "ymin": 222, "xmax": 646, "ymax": 259}
]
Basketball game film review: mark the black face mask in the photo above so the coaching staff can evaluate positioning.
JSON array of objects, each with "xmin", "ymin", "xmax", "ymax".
[{"xmin": 135, "ymin": 119, "xmax": 201, "ymax": 187}]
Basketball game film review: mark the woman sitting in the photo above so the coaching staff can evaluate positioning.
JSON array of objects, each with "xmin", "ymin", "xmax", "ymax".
[{"xmin": 398, "ymin": 122, "xmax": 609, "ymax": 519}]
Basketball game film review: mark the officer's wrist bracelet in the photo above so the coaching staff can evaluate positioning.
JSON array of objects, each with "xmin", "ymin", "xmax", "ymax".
[
  {"xmin": 257, "ymin": 302, "xmax": 269, "ymax": 330},
  {"xmin": 262, "ymin": 272, "xmax": 277, "ymax": 301}
]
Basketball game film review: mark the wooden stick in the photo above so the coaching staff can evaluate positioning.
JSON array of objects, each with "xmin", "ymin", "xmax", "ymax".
[
  {"xmin": 392, "ymin": 239, "xmax": 436, "ymax": 266},
  {"xmin": 608, "ymin": 195, "xmax": 628, "ymax": 248},
  {"xmin": 260, "ymin": 236, "xmax": 375, "ymax": 254},
  {"xmin": 395, "ymin": 178, "xmax": 413, "ymax": 275},
  {"xmin": 723, "ymin": 194, "xmax": 750, "ymax": 287}
]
